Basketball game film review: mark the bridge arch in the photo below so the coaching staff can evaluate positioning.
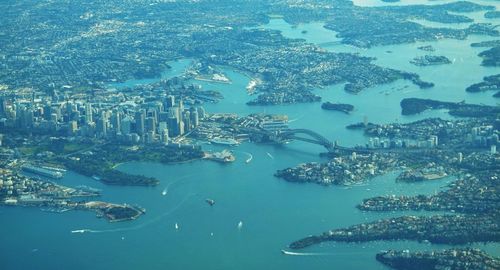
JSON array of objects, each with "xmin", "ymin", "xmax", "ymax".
[{"xmin": 277, "ymin": 129, "xmax": 335, "ymax": 152}]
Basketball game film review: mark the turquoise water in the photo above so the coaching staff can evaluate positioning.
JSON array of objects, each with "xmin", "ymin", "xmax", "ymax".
[{"xmin": 2, "ymin": 3, "xmax": 500, "ymax": 270}]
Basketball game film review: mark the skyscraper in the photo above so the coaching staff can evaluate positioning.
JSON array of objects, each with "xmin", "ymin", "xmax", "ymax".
[
  {"xmin": 165, "ymin": 95, "xmax": 175, "ymax": 109},
  {"xmin": 135, "ymin": 110, "xmax": 145, "ymax": 135},
  {"xmin": 85, "ymin": 103, "xmax": 93, "ymax": 124}
]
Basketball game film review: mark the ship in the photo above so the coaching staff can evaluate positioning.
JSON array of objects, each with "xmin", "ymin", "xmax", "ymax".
[
  {"xmin": 22, "ymin": 164, "xmax": 63, "ymax": 179},
  {"xmin": 209, "ymin": 137, "xmax": 240, "ymax": 146},
  {"xmin": 205, "ymin": 199, "xmax": 215, "ymax": 206}
]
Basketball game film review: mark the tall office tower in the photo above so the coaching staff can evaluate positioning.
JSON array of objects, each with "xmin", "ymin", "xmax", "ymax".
[
  {"xmin": 167, "ymin": 116, "xmax": 178, "ymax": 137},
  {"xmin": 24, "ymin": 109, "xmax": 34, "ymax": 129},
  {"xmin": 148, "ymin": 109, "xmax": 158, "ymax": 124},
  {"xmin": 68, "ymin": 121, "xmax": 78, "ymax": 135},
  {"xmin": 178, "ymin": 119, "xmax": 185, "ymax": 136},
  {"xmin": 146, "ymin": 117, "xmax": 156, "ymax": 134},
  {"xmin": 197, "ymin": 106, "xmax": 206, "ymax": 120},
  {"xmin": 183, "ymin": 111, "xmax": 191, "ymax": 132},
  {"xmin": 85, "ymin": 103, "xmax": 93, "ymax": 124},
  {"xmin": 159, "ymin": 112, "xmax": 169, "ymax": 122},
  {"xmin": 135, "ymin": 110, "xmax": 145, "ymax": 135},
  {"xmin": 178, "ymin": 98, "xmax": 184, "ymax": 114},
  {"xmin": 111, "ymin": 111, "xmax": 121, "ymax": 134},
  {"xmin": 166, "ymin": 95, "xmax": 175, "ymax": 108},
  {"xmin": 0, "ymin": 97, "xmax": 6, "ymax": 116},
  {"xmin": 191, "ymin": 110, "xmax": 199, "ymax": 128},
  {"xmin": 430, "ymin": 135, "xmax": 438, "ymax": 147},
  {"xmin": 170, "ymin": 106, "xmax": 180, "ymax": 122},
  {"xmin": 65, "ymin": 101, "xmax": 74, "ymax": 116},
  {"xmin": 161, "ymin": 128, "xmax": 169, "ymax": 144},
  {"xmin": 145, "ymin": 131, "xmax": 155, "ymax": 144},
  {"xmin": 96, "ymin": 118, "xmax": 107, "ymax": 137},
  {"xmin": 43, "ymin": 104, "xmax": 52, "ymax": 120},
  {"xmin": 120, "ymin": 116, "xmax": 132, "ymax": 135}
]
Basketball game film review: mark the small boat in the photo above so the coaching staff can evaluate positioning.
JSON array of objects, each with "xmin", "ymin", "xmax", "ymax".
[
  {"xmin": 161, "ymin": 188, "xmax": 167, "ymax": 196},
  {"xmin": 206, "ymin": 199, "xmax": 215, "ymax": 206},
  {"xmin": 237, "ymin": 221, "xmax": 243, "ymax": 230},
  {"xmin": 175, "ymin": 223, "xmax": 179, "ymax": 230},
  {"xmin": 71, "ymin": 229, "xmax": 90, "ymax": 234}
]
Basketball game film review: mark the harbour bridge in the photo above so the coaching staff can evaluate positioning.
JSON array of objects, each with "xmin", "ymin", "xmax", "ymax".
[{"xmin": 274, "ymin": 129, "xmax": 336, "ymax": 152}]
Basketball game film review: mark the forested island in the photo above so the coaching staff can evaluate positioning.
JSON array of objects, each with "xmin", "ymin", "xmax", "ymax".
[{"xmin": 321, "ymin": 102, "xmax": 354, "ymax": 114}]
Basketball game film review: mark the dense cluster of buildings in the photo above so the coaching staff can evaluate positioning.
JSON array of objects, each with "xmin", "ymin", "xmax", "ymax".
[
  {"xmin": 0, "ymin": 94, "xmax": 206, "ymax": 145},
  {"xmin": 275, "ymin": 152, "xmax": 401, "ymax": 186},
  {"xmin": 360, "ymin": 118, "xmax": 499, "ymax": 150},
  {"xmin": 290, "ymin": 214, "xmax": 499, "ymax": 249},
  {"xmin": 376, "ymin": 249, "xmax": 500, "ymax": 270}
]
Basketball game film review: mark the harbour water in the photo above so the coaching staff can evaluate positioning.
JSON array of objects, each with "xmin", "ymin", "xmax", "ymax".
[{"xmin": 2, "ymin": 2, "xmax": 500, "ymax": 269}]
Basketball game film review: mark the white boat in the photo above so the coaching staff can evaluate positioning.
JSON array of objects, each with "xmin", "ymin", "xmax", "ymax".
[
  {"xmin": 71, "ymin": 229, "xmax": 90, "ymax": 234},
  {"xmin": 162, "ymin": 188, "xmax": 167, "ymax": 196},
  {"xmin": 175, "ymin": 223, "xmax": 179, "ymax": 230},
  {"xmin": 237, "ymin": 221, "xmax": 243, "ymax": 230}
]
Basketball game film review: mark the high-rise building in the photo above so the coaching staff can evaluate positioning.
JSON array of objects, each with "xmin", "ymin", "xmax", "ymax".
[
  {"xmin": 191, "ymin": 110, "xmax": 199, "ymax": 128},
  {"xmin": 96, "ymin": 118, "xmax": 107, "ymax": 137},
  {"xmin": 167, "ymin": 116, "xmax": 178, "ymax": 137},
  {"xmin": 135, "ymin": 110, "xmax": 145, "ymax": 135},
  {"xmin": 146, "ymin": 117, "xmax": 156, "ymax": 134},
  {"xmin": 121, "ymin": 116, "xmax": 132, "ymax": 135},
  {"xmin": 0, "ymin": 97, "xmax": 6, "ymax": 116},
  {"xmin": 111, "ymin": 111, "xmax": 121, "ymax": 134},
  {"xmin": 197, "ymin": 107, "xmax": 206, "ymax": 119},
  {"xmin": 178, "ymin": 119, "xmax": 185, "ymax": 136},
  {"xmin": 183, "ymin": 111, "xmax": 191, "ymax": 132},
  {"xmin": 165, "ymin": 95, "xmax": 175, "ymax": 109},
  {"xmin": 161, "ymin": 128, "xmax": 169, "ymax": 144},
  {"xmin": 68, "ymin": 121, "xmax": 78, "ymax": 135},
  {"xmin": 85, "ymin": 103, "xmax": 93, "ymax": 124}
]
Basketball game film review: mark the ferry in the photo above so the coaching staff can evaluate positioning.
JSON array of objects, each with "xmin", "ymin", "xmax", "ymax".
[
  {"xmin": 205, "ymin": 199, "xmax": 215, "ymax": 206},
  {"xmin": 71, "ymin": 229, "xmax": 91, "ymax": 234}
]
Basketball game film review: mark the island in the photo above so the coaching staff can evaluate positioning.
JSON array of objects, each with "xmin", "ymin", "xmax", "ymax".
[
  {"xmin": 410, "ymin": 55, "xmax": 451, "ymax": 66},
  {"xmin": 321, "ymin": 102, "xmax": 354, "ymax": 114},
  {"xmin": 417, "ymin": 45, "xmax": 435, "ymax": 52}
]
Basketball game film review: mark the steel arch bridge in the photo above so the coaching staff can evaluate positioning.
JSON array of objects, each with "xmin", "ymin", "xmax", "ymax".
[{"xmin": 276, "ymin": 129, "xmax": 335, "ymax": 152}]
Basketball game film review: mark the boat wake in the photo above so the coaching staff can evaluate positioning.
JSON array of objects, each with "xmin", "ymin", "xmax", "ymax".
[
  {"xmin": 266, "ymin": 152, "xmax": 274, "ymax": 160},
  {"xmin": 234, "ymin": 151, "xmax": 253, "ymax": 163},
  {"xmin": 289, "ymin": 114, "xmax": 304, "ymax": 123},
  {"xmin": 281, "ymin": 250, "xmax": 330, "ymax": 256}
]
